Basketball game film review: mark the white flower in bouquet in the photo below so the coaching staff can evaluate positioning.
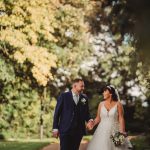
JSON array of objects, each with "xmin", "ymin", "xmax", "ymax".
[{"xmin": 110, "ymin": 132, "xmax": 126, "ymax": 147}]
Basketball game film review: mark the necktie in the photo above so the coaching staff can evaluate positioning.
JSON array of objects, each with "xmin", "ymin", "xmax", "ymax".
[{"xmin": 74, "ymin": 94, "xmax": 79, "ymax": 105}]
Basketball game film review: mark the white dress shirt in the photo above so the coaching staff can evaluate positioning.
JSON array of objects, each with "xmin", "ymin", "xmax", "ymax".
[{"xmin": 72, "ymin": 91, "xmax": 79, "ymax": 105}]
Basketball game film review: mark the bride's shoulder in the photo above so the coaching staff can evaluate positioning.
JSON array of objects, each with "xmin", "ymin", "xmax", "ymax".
[
  {"xmin": 99, "ymin": 101, "xmax": 103, "ymax": 105},
  {"xmin": 116, "ymin": 101, "xmax": 124, "ymax": 112},
  {"xmin": 99, "ymin": 101, "xmax": 104, "ymax": 107},
  {"xmin": 116, "ymin": 101, "xmax": 123, "ymax": 107},
  {"xmin": 97, "ymin": 102, "xmax": 104, "ymax": 111}
]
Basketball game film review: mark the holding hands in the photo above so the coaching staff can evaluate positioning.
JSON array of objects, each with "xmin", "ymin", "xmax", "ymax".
[{"xmin": 86, "ymin": 120, "xmax": 94, "ymax": 130}]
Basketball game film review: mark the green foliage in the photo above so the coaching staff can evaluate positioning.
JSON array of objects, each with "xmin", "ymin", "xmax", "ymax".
[
  {"xmin": 0, "ymin": 84, "xmax": 55, "ymax": 138},
  {"xmin": 0, "ymin": 141, "xmax": 49, "ymax": 150},
  {"xmin": 0, "ymin": 56, "xmax": 15, "ymax": 84},
  {"xmin": 0, "ymin": 82, "xmax": 39, "ymax": 138},
  {"xmin": 131, "ymin": 136, "xmax": 150, "ymax": 150},
  {"xmin": 0, "ymin": 0, "xmax": 91, "ymax": 139},
  {"xmin": 0, "ymin": 0, "xmax": 91, "ymax": 86},
  {"xmin": 134, "ymin": 100, "xmax": 145, "ymax": 121},
  {"xmin": 98, "ymin": 0, "xmax": 150, "ymax": 88}
]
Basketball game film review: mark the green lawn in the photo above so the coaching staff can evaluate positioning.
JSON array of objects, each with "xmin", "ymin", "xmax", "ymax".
[
  {"xmin": 131, "ymin": 136, "xmax": 150, "ymax": 150},
  {"xmin": 0, "ymin": 141, "xmax": 49, "ymax": 150},
  {"xmin": 0, "ymin": 136, "xmax": 149, "ymax": 150}
]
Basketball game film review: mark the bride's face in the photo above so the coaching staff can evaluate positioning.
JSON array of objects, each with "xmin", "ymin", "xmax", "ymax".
[{"xmin": 103, "ymin": 89, "xmax": 111, "ymax": 100}]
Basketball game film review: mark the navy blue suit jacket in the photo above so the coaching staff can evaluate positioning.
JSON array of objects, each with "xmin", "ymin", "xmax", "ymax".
[{"xmin": 53, "ymin": 91, "xmax": 91, "ymax": 134}]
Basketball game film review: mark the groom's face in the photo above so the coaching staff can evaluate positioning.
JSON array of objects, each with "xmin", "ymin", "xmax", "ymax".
[{"xmin": 75, "ymin": 81, "xmax": 85, "ymax": 93}]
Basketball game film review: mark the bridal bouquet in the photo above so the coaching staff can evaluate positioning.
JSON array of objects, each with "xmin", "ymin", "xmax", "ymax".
[{"xmin": 110, "ymin": 132, "xmax": 126, "ymax": 147}]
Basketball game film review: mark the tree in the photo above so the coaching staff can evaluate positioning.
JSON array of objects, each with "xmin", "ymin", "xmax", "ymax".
[
  {"xmin": 86, "ymin": 0, "xmax": 150, "ymax": 88},
  {"xmin": 0, "ymin": 0, "xmax": 92, "ymax": 138}
]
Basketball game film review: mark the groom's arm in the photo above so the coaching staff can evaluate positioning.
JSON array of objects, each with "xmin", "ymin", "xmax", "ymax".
[{"xmin": 53, "ymin": 93, "xmax": 64, "ymax": 130}]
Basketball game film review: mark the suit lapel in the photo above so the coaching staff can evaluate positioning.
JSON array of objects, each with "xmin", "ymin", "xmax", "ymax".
[
  {"xmin": 78, "ymin": 94, "xmax": 84, "ymax": 113},
  {"xmin": 78, "ymin": 94, "xmax": 81, "ymax": 104},
  {"xmin": 69, "ymin": 91, "xmax": 76, "ymax": 105}
]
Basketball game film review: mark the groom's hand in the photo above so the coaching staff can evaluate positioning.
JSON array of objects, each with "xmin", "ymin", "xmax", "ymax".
[{"xmin": 52, "ymin": 130, "xmax": 59, "ymax": 138}]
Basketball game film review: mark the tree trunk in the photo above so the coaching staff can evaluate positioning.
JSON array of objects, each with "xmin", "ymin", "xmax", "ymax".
[{"xmin": 40, "ymin": 87, "xmax": 46, "ymax": 140}]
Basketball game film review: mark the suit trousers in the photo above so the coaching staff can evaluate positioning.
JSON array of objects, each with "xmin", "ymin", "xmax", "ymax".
[{"xmin": 60, "ymin": 129, "xmax": 83, "ymax": 150}]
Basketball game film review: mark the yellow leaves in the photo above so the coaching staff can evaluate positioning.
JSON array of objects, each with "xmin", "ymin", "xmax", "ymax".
[
  {"xmin": 0, "ymin": 14, "xmax": 10, "ymax": 26},
  {"xmin": 14, "ymin": 46, "xmax": 57, "ymax": 86},
  {"xmin": 23, "ymin": 46, "xmax": 57, "ymax": 66},
  {"xmin": 0, "ymin": 12, "xmax": 24, "ymax": 27},
  {"xmin": 32, "ymin": 67, "xmax": 50, "ymax": 86},
  {"xmin": 57, "ymin": 3, "xmax": 88, "ymax": 40},
  {"xmin": 0, "ymin": 0, "xmax": 90, "ymax": 86},
  {"xmin": 0, "ymin": 28, "xmax": 28, "ymax": 48},
  {"xmin": 14, "ymin": 51, "xmax": 26, "ymax": 63},
  {"xmin": 0, "ymin": 1, "xmax": 5, "ymax": 10},
  {"xmin": 60, "ymin": 0, "xmax": 89, "ymax": 8},
  {"xmin": 12, "ymin": 5, "xmax": 27, "ymax": 18},
  {"xmin": 24, "ymin": 3, "xmax": 56, "ymax": 42},
  {"xmin": 0, "ymin": 0, "xmax": 59, "ymax": 86},
  {"xmin": 50, "ymin": 0, "xmax": 61, "ymax": 8},
  {"xmin": 50, "ymin": 98, "xmax": 56, "ymax": 109},
  {"xmin": 27, "ymin": 30, "xmax": 38, "ymax": 44},
  {"xmin": 0, "ymin": 27, "xmax": 57, "ymax": 86}
]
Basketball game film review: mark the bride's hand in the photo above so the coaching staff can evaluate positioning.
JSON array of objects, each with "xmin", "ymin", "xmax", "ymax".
[
  {"xmin": 121, "ymin": 131, "xmax": 128, "ymax": 137},
  {"xmin": 86, "ymin": 121, "xmax": 94, "ymax": 130}
]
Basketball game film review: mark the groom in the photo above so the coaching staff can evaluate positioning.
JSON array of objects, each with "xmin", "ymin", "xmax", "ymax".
[{"xmin": 52, "ymin": 78, "xmax": 93, "ymax": 150}]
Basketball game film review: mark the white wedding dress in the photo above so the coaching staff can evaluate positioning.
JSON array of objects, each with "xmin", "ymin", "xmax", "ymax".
[{"xmin": 87, "ymin": 102, "xmax": 132, "ymax": 150}]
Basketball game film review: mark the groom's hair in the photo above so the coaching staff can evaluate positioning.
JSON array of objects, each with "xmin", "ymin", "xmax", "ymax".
[{"xmin": 72, "ymin": 78, "xmax": 83, "ymax": 84}]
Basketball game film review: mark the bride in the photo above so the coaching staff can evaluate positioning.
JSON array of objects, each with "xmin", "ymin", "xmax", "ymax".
[{"xmin": 87, "ymin": 85, "xmax": 132, "ymax": 150}]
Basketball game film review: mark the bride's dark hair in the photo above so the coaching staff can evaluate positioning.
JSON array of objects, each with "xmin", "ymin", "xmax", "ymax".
[{"xmin": 103, "ymin": 85, "xmax": 119, "ymax": 101}]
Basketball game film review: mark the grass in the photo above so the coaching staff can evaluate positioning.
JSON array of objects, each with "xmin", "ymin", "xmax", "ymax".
[
  {"xmin": 0, "ymin": 135, "xmax": 149, "ymax": 150},
  {"xmin": 0, "ymin": 141, "xmax": 49, "ymax": 150},
  {"xmin": 131, "ymin": 136, "xmax": 150, "ymax": 150}
]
